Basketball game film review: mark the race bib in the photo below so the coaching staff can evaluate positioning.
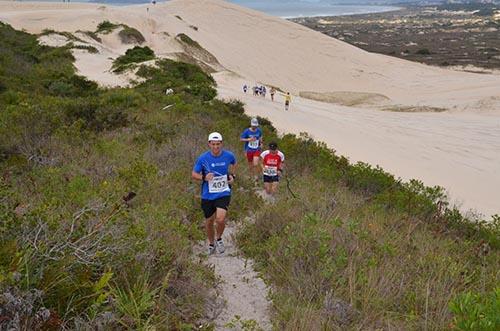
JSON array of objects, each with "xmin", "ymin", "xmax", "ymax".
[
  {"xmin": 208, "ymin": 175, "xmax": 229, "ymax": 193},
  {"xmin": 263, "ymin": 166, "xmax": 278, "ymax": 176},
  {"xmin": 248, "ymin": 139, "xmax": 260, "ymax": 149}
]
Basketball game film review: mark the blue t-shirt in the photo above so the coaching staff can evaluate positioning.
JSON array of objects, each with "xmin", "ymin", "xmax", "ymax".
[
  {"xmin": 193, "ymin": 150, "xmax": 236, "ymax": 200},
  {"xmin": 240, "ymin": 128, "xmax": 262, "ymax": 152}
]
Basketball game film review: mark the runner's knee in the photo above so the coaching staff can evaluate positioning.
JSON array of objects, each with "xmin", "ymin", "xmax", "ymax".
[{"xmin": 215, "ymin": 216, "xmax": 225, "ymax": 225}]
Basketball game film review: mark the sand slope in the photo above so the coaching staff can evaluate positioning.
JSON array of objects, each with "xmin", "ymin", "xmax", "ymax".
[
  {"xmin": 215, "ymin": 72, "xmax": 500, "ymax": 218},
  {"xmin": 1, "ymin": 0, "xmax": 500, "ymax": 111}
]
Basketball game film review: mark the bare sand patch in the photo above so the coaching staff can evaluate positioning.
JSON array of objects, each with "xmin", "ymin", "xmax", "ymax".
[
  {"xmin": 38, "ymin": 33, "xmax": 70, "ymax": 48},
  {"xmin": 299, "ymin": 91, "xmax": 390, "ymax": 107}
]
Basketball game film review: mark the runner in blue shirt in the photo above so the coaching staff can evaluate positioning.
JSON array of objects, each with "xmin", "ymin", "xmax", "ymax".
[
  {"xmin": 240, "ymin": 118, "xmax": 263, "ymax": 183},
  {"xmin": 192, "ymin": 132, "xmax": 237, "ymax": 255}
]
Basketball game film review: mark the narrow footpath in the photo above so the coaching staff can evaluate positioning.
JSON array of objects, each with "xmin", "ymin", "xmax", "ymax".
[{"xmin": 198, "ymin": 220, "xmax": 272, "ymax": 330}]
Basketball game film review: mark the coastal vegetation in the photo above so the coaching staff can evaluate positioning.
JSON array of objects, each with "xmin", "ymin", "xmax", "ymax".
[
  {"xmin": 95, "ymin": 20, "xmax": 120, "ymax": 34},
  {"xmin": 96, "ymin": 20, "xmax": 145, "ymax": 44},
  {"xmin": 293, "ymin": 4, "xmax": 500, "ymax": 70},
  {"xmin": 112, "ymin": 46, "xmax": 155, "ymax": 73},
  {"xmin": 0, "ymin": 21, "xmax": 498, "ymax": 330},
  {"xmin": 77, "ymin": 30, "xmax": 102, "ymax": 43},
  {"xmin": 69, "ymin": 43, "xmax": 99, "ymax": 54},
  {"xmin": 118, "ymin": 26, "xmax": 145, "ymax": 45},
  {"xmin": 176, "ymin": 33, "xmax": 202, "ymax": 49}
]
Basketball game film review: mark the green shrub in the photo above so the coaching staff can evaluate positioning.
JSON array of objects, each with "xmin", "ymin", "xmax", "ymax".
[
  {"xmin": 112, "ymin": 46, "xmax": 155, "ymax": 73},
  {"xmin": 96, "ymin": 20, "xmax": 120, "ymax": 34},
  {"xmin": 45, "ymin": 75, "xmax": 98, "ymax": 97},
  {"xmin": 416, "ymin": 48, "xmax": 431, "ymax": 55},
  {"xmin": 39, "ymin": 29, "xmax": 85, "ymax": 43},
  {"xmin": 176, "ymin": 33, "xmax": 202, "ymax": 48},
  {"xmin": 118, "ymin": 26, "xmax": 145, "ymax": 44},
  {"xmin": 449, "ymin": 288, "xmax": 500, "ymax": 330},
  {"xmin": 0, "ymin": 90, "xmax": 20, "ymax": 105},
  {"xmin": 225, "ymin": 99, "xmax": 245, "ymax": 115},
  {"xmin": 71, "ymin": 44, "xmax": 99, "ymax": 54}
]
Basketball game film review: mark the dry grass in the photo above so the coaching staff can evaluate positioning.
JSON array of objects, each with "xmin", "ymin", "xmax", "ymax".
[
  {"xmin": 381, "ymin": 105, "xmax": 447, "ymax": 112},
  {"xmin": 299, "ymin": 91, "xmax": 390, "ymax": 106}
]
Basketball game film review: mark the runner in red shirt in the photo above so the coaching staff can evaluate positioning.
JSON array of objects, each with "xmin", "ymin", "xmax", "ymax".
[{"xmin": 260, "ymin": 141, "xmax": 285, "ymax": 195}]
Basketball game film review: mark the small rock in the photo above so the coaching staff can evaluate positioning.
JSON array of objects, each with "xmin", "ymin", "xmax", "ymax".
[
  {"xmin": 14, "ymin": 204, "xmax": 29, "ymax": 217},
  {"xmin": 323, "ymin": 290, "xmax": 358, "ymax": 325}
]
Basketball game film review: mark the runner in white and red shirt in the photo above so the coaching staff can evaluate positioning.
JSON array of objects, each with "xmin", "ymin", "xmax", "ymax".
[{"xmin": 260, "ymin": 141, "xmax": 285, "ymax": 195}]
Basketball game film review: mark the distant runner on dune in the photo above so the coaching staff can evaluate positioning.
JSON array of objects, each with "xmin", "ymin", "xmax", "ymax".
[
  {"xmin": 270, "ymin": 87, "xmax": 276, "ymax": 101},
  {"xmin": 280, "ymin": 92, "xmax": 291, "ymax": 111}
]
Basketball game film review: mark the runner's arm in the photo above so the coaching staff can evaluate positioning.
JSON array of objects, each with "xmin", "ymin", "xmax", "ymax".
[
  {"xmin": 192, "ymin": 171, "xmax": 214, "ymax": 181},
  {"xmin": 228, "ymin": 163, "xmax": 237, "ymax": 183},
  {"xmin": 191, "ymin": 171, "xmax": 202, "ymax": 181},
  {"xmin": 240, "ymin": 131, "xmax": 251, "ymax": 142},
  {"xmin": 278, "ymin": 163, "xmax": 284, "ymax": 174}
]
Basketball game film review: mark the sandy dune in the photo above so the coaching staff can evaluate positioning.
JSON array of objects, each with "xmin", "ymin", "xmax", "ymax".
[
  {"xmin": 216, "ymin": 72, "xmax": 500, "ymax": 218},
  {"xmin": 1, "ymin": 0, "xmax": 499, "ymax": 217}
]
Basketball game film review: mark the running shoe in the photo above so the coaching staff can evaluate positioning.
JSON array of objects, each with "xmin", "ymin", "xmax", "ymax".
[
  {"xmin": 216, "ymin": 238, "xmax": 225, "ymax": 254},
  {"xmin": 208, "ymin": 244, "xmax": 216, "ymax": 255}
]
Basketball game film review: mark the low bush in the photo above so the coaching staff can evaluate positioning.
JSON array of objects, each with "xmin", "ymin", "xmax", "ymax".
[
  {"xmin": 39, "ymin": 29, "xmax": 85, "ymax": 43},
  {"xmin": 95, "ymin": 20, "xmax": 119, "ymax": 34},
  {"xmin": 70, "ymin": 44, "xmax": 99, "ymax": 54},
  {"xmin": 449, "ymin": 288, "xmax": 500, "ymax": 330},
  {"xmin": 416, "ymin": 48, "xmax": 431, "ymax": 55},
  {"xmin": 118, "ymin": 26, "xmax": 145, "ymax": 44},
  {"xmin": 112, "ymin": 46, "xmax": 155, "ymax": 73},
  {"xmin": 176, "ymin": 33, "xmax": 202, "ymax": 48}
]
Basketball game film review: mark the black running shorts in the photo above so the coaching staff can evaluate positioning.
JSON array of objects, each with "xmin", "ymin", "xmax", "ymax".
[
  {"xmin": 263, "ymin": 175, "xmax": 280, "ymax": 183},
  {"xmin": 201, "ymin": 196, "xmax": 231, "ymax": 219}
]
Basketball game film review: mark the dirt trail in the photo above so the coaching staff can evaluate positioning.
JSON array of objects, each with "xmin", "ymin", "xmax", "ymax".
[{"xmin": 198, "ymin": 221, "xmax": 272, "ymax": 330}]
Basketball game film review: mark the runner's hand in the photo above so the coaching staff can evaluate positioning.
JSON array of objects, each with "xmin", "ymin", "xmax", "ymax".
[
  {"xmin": 205, "ymin": 173, "xmax": 215, "ymax": 181},
  {"xmin": 250, "ymin": 137, "xmax": 256, "ymax": 141},
  {"xmin": 228, "ymin": 174, "xmax": 235, "ymax": 184}
]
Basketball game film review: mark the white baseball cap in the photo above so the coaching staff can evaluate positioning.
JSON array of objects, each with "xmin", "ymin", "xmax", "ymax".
[
  {"xmin": 208, "ymin": 132, "xmax": 223, "ymax": 142},
  {"xmin": 250, "ymin": 118, "xmax": 259, "ymax": 127}
]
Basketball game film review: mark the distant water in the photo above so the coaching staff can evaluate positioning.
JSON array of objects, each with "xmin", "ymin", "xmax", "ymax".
[
  {"xmin": 33, "ymin": 0, "xmax": 399, "ymax": 18},
  {"xmin": 229, "ymin": 1, "xmax": 399, "ymax": 18}
]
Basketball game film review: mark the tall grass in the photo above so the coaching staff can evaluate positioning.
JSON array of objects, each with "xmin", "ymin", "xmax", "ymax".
[{"xmin": 0, "ymin": 23, "xmax": 248, "ymax": 329}]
